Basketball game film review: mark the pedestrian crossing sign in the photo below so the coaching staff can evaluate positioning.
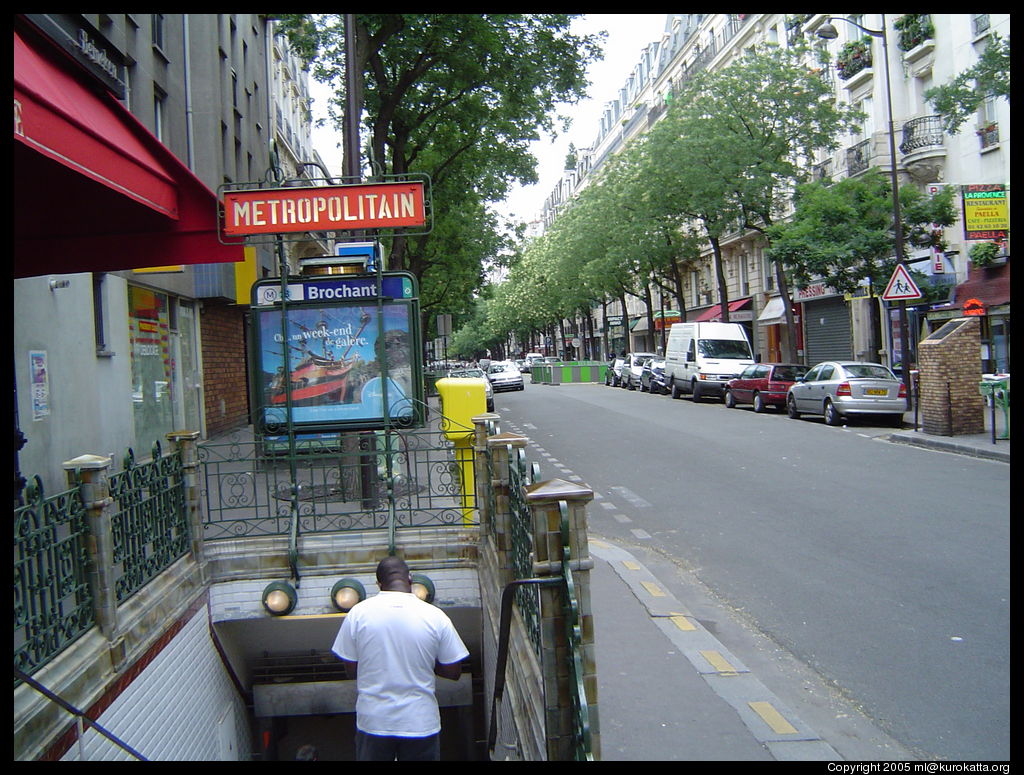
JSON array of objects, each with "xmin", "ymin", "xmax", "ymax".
[{"xmin": 882, "ymin": 264, "xmax": 923, "ymax": 301}]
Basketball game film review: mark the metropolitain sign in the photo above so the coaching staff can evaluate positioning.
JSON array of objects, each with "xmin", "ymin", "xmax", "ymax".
[{"xmin": 222, "ymin": 181, "xmax": 426, "ymax": 236}]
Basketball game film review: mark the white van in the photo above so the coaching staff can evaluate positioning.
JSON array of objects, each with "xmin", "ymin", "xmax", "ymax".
[{"xmin": 664, "ymin": 322, "xmax": 755, "ymax": 401}]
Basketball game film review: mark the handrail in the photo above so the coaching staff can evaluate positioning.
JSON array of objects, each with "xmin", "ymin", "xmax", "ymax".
[
  {"xmin": 14, "ymin": 668, "xmax": 148, "ymax": 761},
  {"xmin": 487, "ymin": 576, "xmax": 562, "ymax": 757}
]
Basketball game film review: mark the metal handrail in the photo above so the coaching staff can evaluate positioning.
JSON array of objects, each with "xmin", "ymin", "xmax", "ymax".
[{"xmin": 14, "ymin": 668, "xmax": 148, "ymax": 761}]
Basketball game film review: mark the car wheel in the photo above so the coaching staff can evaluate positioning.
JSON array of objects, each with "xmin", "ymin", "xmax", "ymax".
[
  {"xmin": 691, "ymin": 380, "xmax": 701, "ymax": 402},
  {"xmin": 724, "ymin": 389, "xmax": 735, "ymax": 408},
  {"xmin": 787, "ymin": 395, "xmax": 800, "ymax": 419},
  {"xmin": 752, "ymin": 392, "xmax": 765, "ymax": 413},
  {"xmin": 670, "ymin": 380, "xmax": 680, "ymax": 399},
  {"xmin": 824, "ymin": 400, "xmax": 842, "ymax": 426}
]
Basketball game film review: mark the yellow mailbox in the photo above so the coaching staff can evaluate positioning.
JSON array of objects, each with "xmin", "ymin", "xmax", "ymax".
[{"xmin": 435, "ymin": 377, "xmax": 488, "ymax": 523}]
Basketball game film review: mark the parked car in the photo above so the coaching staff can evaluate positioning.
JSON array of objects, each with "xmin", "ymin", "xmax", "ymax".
[
  {"xmin": 446, "ymin": 367, "xmax": 494, "ymax": 412},
  {"xmin": 487, "ymin": 360, "xmax": 525, "ymax": 392},
  {"xmin": 786, "ymin": 361, "xmax": 907, "ymax": 426},
  {"xmin": 724, "ymin": 363, "xmax": 808, "ymax": 412},
  {"xmin": 639, "ymin": 358, "xmax": 669, "ymax": 394},
  {"xmin": 605, "ymin": 356, "xmax": 626, "ymax": 386},
  {"xmin": 620, "ymin": 352, "xmax": 657, "ymax": 390}
]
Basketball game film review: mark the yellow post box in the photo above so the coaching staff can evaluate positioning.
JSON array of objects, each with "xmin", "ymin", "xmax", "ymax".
[{"xmin": 435, "ymin": 377, "xmax": 488, "ymax": 523}]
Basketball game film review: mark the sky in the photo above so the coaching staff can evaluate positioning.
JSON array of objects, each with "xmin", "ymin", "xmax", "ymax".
[{"xmin": 307, "ymin": 14, "xmax": 670, "ymax": 224}]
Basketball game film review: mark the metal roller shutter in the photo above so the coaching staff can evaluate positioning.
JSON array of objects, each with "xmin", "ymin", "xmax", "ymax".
[{"xmin": 803, "ymin": 296, "xmax": 852, "ymax": 364}]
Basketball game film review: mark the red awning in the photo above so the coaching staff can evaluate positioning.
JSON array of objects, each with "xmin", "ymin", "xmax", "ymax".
[
  {"xmin": 694, "ymin": 298, "xmax": 750, "ymax": 322},
  {"xmin": 14, "ymin": 28, "xmax": 242, "ymax": 277}
]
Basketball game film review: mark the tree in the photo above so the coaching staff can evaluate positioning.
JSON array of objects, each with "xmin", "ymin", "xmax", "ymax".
[
  {"xmin": 766, "ymin": 169, "xmax": 957, "ymax": 352},
  {"xmin": 645, "ymin": 44, "xmax": 861, "ymax": 359},
  {"xmin": 925, "ymin": 34, "xmax": 1010, "ymax": 134},
  {"xmin": 277, "ymin": 14, "xmax": 603, "ymax": 333}
]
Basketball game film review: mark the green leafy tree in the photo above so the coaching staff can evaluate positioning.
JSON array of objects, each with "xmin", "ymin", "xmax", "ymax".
[
  {"xmin": 925, "ymin": 34, "xmax": 1010, "ymax": 134},
  {"xmin": 644, "ymin": 44, "xmax": 861, "ymax": 360},
  {"xmin": 766, "ymin": 169, "xmax": 957, "ymax": 351},
  {"xmin": 277, "ymin": 14, "xmax": 602, "ymax": 339}
]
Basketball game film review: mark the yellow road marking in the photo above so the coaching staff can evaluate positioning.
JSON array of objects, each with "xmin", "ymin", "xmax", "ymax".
[
  {"xmin": 670, "ymin": 615, "xmax": 696, "ymax": 631},
  {"xmin": 640, "ymin": 581, "xmax": 665, "ymax": 597},
  {"xmin": 622, "ymin": 560, "xmax": 641, "ymax": 571},
  {"xmin": 700, "ymin": 650, "xmax": 739, "ymax": 675},
  {"xmin": 748, "ymin": 701, "xmax": 799, "ymax": 735}
]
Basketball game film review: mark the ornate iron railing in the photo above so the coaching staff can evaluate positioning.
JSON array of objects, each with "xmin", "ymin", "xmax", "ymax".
[
  {"xmin": 900, "ymin": 114, "xmax": 945, "ymax": 154},
  {"xmin": 14, "ymin": 476, "xmax": 94, "ymax": 678},
  {"xmin": 108, "ymin": 442, "xmax": 190, "ymax": 603},
  {"xmin": 197, "ymin": 412, "xmax": 476, "ymax": 541},
  {"xmin": 846, "ymin": 138, "xmax": 871, "ymax": 176}
]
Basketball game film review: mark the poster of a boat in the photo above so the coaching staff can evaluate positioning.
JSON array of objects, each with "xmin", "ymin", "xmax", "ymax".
[{"xmin": 258, "ymin": 304, "xmax": 413, "ymax": 426}]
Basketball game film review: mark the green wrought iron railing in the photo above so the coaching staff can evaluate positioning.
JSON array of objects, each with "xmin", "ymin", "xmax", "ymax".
[
  {"xmin": 14, "ymin": 476, "xmax": 94, "ymax": 679},
  {"xmin": 108, "ymin": 441, "xmax": 190, "ymax": 604}
]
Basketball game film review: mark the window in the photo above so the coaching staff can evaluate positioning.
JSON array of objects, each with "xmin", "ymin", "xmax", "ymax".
[
  {"xmin": 151, "ymin": 13, "xmax": 165, "ymax": 50},
  {"xmin": 762, "ymin": 251, "xmax": 775, "ymax": 292},
  {"xmin": 153, "ymin": 88, "xmax": 166, "ymax": 141},
  {"xmin": 739, "ymin": 252, "xmax": 749, "ymax": 297}
]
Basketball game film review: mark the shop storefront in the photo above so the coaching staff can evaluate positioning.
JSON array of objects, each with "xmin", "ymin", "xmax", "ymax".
[{"xmin": 756, "ymin": 295, "xmax": 805, "ymax": 364}]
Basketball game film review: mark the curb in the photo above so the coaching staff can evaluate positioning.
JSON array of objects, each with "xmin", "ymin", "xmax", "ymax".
[{"xmin": 886, "ymin": 432, "xmax": 1010, "ymax": 463}]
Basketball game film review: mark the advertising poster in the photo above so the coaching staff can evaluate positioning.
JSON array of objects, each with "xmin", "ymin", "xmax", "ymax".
[
  {"xmin": 257, "ymin": 302, "xmax": 416, "ymax": 430},
  {"xmin": 29, "ymin": 350, "xmax": 50, "ymax": 420}
]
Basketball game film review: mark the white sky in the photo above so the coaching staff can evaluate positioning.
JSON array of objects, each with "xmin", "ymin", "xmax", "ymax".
[{"xmin": 308, "ymin": 14, "xmax": 669, "ymax": 223}]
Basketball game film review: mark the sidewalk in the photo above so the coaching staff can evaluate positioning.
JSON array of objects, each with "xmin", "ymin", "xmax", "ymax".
[{"xmin": 887, "ymin": 404, "xmax": 1010, "ymax": 462}]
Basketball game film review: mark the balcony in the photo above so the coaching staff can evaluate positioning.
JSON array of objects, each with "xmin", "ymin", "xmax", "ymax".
[
  {"xmin": 846, "ymin": 138, "xmax": 871, "ymax": 176},
  {"xmin": 899, "ymin": 114, "xmax": 947, "ymax": 184},
  {"xmin": 977, "ymin": 122, "xmax": 1000, "ymax": 151}
]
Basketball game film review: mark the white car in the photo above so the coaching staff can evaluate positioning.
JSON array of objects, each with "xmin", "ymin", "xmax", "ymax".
[
  {"xmin": 620, "ymin": 352, "xmax": 657, "ymax": 390},
  {"xmin": 487, "ymin": 361, "xmax": 525, "ymax": 392}
]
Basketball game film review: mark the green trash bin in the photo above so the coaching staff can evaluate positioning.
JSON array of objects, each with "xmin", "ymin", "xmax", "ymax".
[{"xmin": 978, "ymin": 377, "xmax": 1010, "ymax": 440}]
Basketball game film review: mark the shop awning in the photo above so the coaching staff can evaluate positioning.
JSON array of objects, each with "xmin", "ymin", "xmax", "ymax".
[
  {"xmin": 694, "ymin": 298, "xmax": 750, "ymax": 322},
  {"xmin": 14, "ymin": 29, "xmax": 243, "ymax": 277},
  {"xmin": 757, "ymin": 296, "xmax": 786, "ymax": 324}
]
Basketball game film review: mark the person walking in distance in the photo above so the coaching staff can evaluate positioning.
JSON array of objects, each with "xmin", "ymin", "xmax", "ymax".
[{"xmin": 332, "ymin": 556, "xmax": 469, "ymax": 761}]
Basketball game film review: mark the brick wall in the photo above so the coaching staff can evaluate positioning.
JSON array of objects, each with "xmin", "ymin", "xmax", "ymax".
[
  {"xmin": 201, "ymin": 302, "xmax": 250, "ymax": 437},
  {"xmin": 917, "ymin": 317, "xmax": 985, "ymax": 436}
]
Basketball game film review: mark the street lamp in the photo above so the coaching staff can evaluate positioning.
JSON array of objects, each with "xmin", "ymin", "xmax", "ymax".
[{"xmin": 818, "ymin": 15, "xmax": 913, "ymax": 400}]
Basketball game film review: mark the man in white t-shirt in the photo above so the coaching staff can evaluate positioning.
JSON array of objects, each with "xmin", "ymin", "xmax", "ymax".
[{"xmin": 332, "ymin": 556, "xmax": 469, "ymax": 761}]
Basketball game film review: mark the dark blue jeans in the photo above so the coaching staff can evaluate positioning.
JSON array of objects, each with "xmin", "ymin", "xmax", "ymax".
[{"xmin": 355, "ymin": 730, "xmax": 440, "ymax": 761}]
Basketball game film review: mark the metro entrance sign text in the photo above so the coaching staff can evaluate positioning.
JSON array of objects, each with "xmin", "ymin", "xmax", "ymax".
[{"xmin": 223, "ymin": 181, "xmax": 426, "ymax": 236}]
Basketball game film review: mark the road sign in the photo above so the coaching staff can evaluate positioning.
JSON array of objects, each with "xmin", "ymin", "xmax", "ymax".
[{"xmin": 882, "ymin": 264, "xmax": 923, "ymax": 301}]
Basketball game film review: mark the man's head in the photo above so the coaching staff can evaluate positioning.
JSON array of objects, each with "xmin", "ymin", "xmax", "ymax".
[{"xmin": 376, "ymin": 555, "xmax": 413, "ymax": 592}]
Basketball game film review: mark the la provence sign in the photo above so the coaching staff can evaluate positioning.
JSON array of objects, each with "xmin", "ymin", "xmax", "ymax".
[{"xmin": 223, "ymin": 181, "xmax": 426, "ymax": 236}]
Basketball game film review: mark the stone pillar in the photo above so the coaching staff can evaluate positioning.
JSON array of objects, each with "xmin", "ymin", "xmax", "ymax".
[
  {"xmin": 166, "ymin": 430, "xmax": 205, "ymax": 579},
  {"xmin": 63, "ymin": 454, "xmax": 118, "ymax": 641},
  {"xmin": 525, "ymin": 479, "xmax": 599, "ymax": 761},
  {"xmin": 484, "ymin": 431, "xmax": 529, "ymax": 588}
]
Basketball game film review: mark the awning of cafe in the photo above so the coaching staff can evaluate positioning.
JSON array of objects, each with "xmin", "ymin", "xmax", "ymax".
[
  {"xmin": 14, "ymin": 28, "xmax": 243, "ymax": 277},
  {"xmin": 694, "ymin": 298, "xmax": 750, "ymax": 322}
]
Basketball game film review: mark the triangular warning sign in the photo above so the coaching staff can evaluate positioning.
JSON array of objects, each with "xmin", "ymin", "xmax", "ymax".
[{"xmin": 882, "ymin": 264, "xmax": 923, "ymax": 301}]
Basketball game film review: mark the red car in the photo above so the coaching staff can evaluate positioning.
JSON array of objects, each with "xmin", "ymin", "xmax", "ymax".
[{"xmin": 724, "ymin": 363, "xmax": 808, "ymax": 413}]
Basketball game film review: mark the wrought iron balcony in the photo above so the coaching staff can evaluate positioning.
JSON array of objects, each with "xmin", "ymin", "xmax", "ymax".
[
  {"xmin": 899, "ymin": 115, "xmax": 944, "ymax": 154},
  {"xmin": 846, "ymin": 138, "xmax": 870, "ymax": 176}
]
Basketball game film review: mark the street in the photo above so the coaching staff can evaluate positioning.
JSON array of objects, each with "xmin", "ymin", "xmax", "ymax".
[{"xmin": 490, "ymin": 381, "xmax": 1010, "ymax": 761}]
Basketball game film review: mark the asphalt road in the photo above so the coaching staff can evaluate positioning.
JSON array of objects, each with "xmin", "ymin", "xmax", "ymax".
[{"xmin": 491, "ymin": 380, "xmax": 1010, "ymax": 761}]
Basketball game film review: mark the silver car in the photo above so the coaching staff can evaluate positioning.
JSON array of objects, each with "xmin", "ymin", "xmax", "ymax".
[
  {"xmin": 487, "ymin": 360, "xmax": 525, "ymax": 392},
  {"xmin": 786, "ymin": 361, "xmax": 907, "ymax": 426}
]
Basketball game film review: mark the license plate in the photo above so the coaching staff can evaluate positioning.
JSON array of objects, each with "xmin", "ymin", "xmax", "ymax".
[{"xmin": 866, "ymin": 388, "xmax": 887, "ymax": 396}]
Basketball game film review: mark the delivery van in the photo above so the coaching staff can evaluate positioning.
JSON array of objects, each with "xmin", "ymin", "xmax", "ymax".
[{"xmin": 664, "ymin": 322, "xmax": 755, "ymax": 401}]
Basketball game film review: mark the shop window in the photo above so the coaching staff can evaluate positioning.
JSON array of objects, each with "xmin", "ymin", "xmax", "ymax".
[{"xmin": 128, "ymin": 286, "xmax": 173, "ymax": 454}]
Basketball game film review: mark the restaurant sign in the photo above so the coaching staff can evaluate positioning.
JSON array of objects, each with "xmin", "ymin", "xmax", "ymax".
[
  {"xmin": 962, "ymin": 184, "xmax": 1009, "ymax": 241},
  {"xmin": 223, "ymin": 181, "xmax": 427, "ymax": 237}
]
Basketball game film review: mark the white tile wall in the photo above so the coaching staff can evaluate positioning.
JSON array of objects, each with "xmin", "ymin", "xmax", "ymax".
[{"xmin": 63, "ymin": 604, "xmax": 251, "ymax": 761}]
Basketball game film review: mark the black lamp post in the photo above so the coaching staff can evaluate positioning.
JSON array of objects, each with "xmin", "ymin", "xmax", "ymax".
[{"xmin": 818, "ymin": 15, "xmax": 913, "ymax": 399}]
